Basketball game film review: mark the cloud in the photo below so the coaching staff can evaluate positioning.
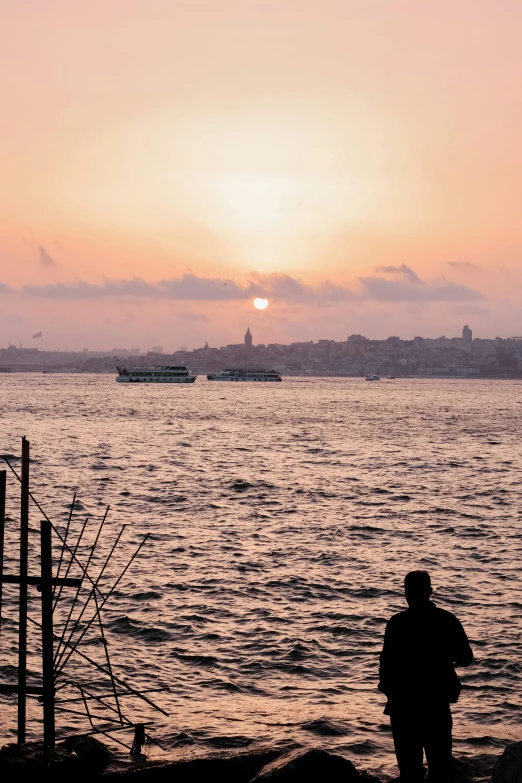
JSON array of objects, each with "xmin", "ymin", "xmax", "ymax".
[
  {"xmin": 361, "ymin": 264, "xmax": 480, "ymax": 301},
  {"xmin": 38, "ymin": 246, "xmax": 56, "ymax": 267},
  {"xmin": 22, "ymin": 274, "xmax": 247, "ymax": 301},
  {"xmin": 359, "ymin": 274, "xmax": 480, "ymax": 302},
  {"xmin": 374, "ymin": 264, "xmax": 422, "ymax": 284},
  {"xmin": 23, "ymin": 278, "xmax": 156, "ymax": 299},
  {"xmin": 447, "ymin": 261, "xmax": 481, "ymax": 271},
  {"xmin": 247, "ymin": 273, "xmax": 358, "ymax": 303},
  {"xmin": 159, "ymin": 274, "xmax": 249, "ymax": 300},
  {"xmin": 19, "ymin": 273, "xmax": 354, "ymax": 303},
  {"xmin": 2, "ymin": 269, "xmax": 481, "ymax": 304}
]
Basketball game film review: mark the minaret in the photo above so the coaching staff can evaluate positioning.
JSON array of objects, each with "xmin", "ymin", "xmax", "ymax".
[{"xmin": 244, "ymin": 326, "xmax": 253, "ymax": 348}]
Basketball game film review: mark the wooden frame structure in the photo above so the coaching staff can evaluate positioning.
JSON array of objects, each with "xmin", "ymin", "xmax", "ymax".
[{"xmin": 0, "ymin": 438, "xmax": 168, "ymax": 752}]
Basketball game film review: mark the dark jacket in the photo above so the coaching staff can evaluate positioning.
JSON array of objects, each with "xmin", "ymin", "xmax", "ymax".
[{"xmin": 379, "ymin": 601, "xmax": 473, "ymax": 712}]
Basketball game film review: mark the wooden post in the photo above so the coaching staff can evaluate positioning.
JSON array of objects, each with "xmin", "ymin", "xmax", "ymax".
[
  {"xmin": 40, "ymin": 519, "xmax": 55, "ymax": 749},
  {"xmin": 131, "ymin": 723, "xmax": 145, "ymax": 756},
  {"xmin": 18, "ymin": 437, "xmax": 29, "ymax": 744},
  {"xmin": 0, "ymin": 470, "xmax": 5, "ymax": 634}
]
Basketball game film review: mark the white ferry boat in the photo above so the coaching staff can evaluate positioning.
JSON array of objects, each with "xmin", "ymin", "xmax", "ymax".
[
  {"xmin": 364, "ymin": 374, "xmax": 381, "ymax": 381},
  {"xmin": 116, "ymin": 366, "xmax": 197, "ymax": 383},
  {"xmin": 207, "ymin": 368, "xmax": 282, "ymax": 382}
]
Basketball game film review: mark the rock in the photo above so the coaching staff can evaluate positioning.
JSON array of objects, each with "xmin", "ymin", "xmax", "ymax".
[
  {"xmin": 0, "ymin": 741, "xmax": 88, "ymax": 781},
  {"xmin": 452, "ymin": 753, "xmax": 499, "ymax": 782},
  {"xmin": 60, "ymin": 735, "xmax": 112, "ymax": 771},
  {"xmin": 249, "ymin": 748, "xmax": 380, "ymax": 783},
  {"xmin": 0, "ymin": 737, "xmax": 112, "ymax": 782},
  {"xmin": 105, "ymin": 747, "xmax": 282, "ymax": 782},
  {"xmin": 492, "ymin": 741, "xmax": 522, "ymax": 783}
]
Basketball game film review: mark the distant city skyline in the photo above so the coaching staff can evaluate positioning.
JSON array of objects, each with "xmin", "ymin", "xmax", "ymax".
[
  {"xmin": 3, "ymin": 321, "xmax": 522, "ymax": 380},
  {"xmin": 8, "ymin": 321, "xmax": 522, "ymax": 356}
]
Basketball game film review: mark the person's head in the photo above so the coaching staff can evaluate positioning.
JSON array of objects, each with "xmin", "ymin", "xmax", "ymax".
[{"xmin": 404, "ymin": 570, "xmax": 432, "ymax": 606}]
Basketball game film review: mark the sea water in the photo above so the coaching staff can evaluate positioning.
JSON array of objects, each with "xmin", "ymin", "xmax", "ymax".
[{"xmin": 0, "ymin": 375, "xmax": 520, "ymax": 779}]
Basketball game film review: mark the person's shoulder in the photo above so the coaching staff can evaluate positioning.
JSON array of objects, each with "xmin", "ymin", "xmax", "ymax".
[
  {"xmin": 386, "ymin": 609, "xmax": 409, "ymax": 627},
  {"xmin": 432, "ymin": 604, "xmax": 463, "ymax": 627}
]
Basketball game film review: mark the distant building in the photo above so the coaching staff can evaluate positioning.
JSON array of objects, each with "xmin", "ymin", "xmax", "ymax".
[
  {"xmin": 244, "ymin": 326, "xmax": 253, "ymax": 348},
  {"xmin": 179, "ymin": 346, "xmax": 188, "ymax": 352},
  {"xmin": 151, "ymin": 346, "xmax": 163, "ymax": 353},
  {"xmin": 463, "ymin": 324, "xmax": 472, "ymax": 344},
  {"xmin": 347, "ymin": 334, "xmax": 368, "ymax": 343},
  {"xmin": 130, "ymin": 348, "xmax": 140, "ymax": 355}
]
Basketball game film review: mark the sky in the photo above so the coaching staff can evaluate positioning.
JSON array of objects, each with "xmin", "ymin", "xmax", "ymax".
[{"xmin": 1, "ymin": 0, "xmax": 522, "ymax": 351}]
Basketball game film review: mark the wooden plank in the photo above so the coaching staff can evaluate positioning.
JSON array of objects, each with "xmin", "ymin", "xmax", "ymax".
[
  {"xmin": 0, "ymin": 684, "xmax": 44, "ymax": 695},
  {"xmin": 1, "ymin": 575, "xmax": 82, "ymax": 587}
]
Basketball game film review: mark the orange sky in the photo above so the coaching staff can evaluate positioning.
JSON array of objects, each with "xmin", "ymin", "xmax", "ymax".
[{"xmin": 1, "ymin": 0, "xmax": 522, "ymax": 350}]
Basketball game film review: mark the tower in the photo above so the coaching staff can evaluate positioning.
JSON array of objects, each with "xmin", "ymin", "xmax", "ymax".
[
  {"xmin": 244, "ymin": 326, "xmax": 253, "ymax": 348},
  {"xmin": 462, "ymin": 324, "xmax": 472, "ymax": 344}
]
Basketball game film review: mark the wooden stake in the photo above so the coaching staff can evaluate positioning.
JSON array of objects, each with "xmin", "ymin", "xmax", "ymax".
[
  {"xmin": 18, "ymin": 437, "xmax": 29, "ymax": 744},
  {"xmin": 0, "ymin": 470, "xmax": 6, "ymax": 634},
  {"xmin": 41, "ymin": 519, "xmax": 55, "ymax": 749}
]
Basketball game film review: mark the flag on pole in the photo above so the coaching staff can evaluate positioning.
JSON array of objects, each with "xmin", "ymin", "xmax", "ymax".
[{"xmin": 33, "ymin": 331, "xmax": 42, "ymax": 339}]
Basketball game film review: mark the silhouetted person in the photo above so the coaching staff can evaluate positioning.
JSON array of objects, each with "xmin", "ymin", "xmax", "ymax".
[{"xmin": 379, "ymin": 571, "xmax": 473, "ymax": 782}]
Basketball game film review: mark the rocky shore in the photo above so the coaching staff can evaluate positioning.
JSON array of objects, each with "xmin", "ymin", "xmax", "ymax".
[{"xmin": 1, "ymin": 736, "xmax": 521, "ymax": 783}]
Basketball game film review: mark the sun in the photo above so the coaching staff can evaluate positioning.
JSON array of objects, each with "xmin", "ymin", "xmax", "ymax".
[{"xmin": 253, "ymin": 298, "xmax": 269, "ymax": 310}]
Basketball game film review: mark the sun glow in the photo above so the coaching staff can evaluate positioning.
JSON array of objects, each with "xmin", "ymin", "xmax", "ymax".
[
  {"xmin": 49, "ymin": 109, "xmax": 391, "ymax": 274},
  {"xmin": 253, "ymin": 298, "xmax": 269, "ymax": 310}
]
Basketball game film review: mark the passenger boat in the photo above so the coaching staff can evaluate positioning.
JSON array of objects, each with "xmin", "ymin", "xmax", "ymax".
[
  {"xmin": 116, "ymin": 366, "xmax": 197, "ymax": 383},
  {"xmin": 207, "ymin": 368, "xmax": 282, "ymax": 382},
  {"xmin": 364, "ymin": 374, "xmax": 381, "ymax": 381}
]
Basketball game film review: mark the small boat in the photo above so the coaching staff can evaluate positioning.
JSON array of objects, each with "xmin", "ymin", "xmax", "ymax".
[{"xmin": 364, "ymin": 374, "xmax": 381, "ymax": 381}]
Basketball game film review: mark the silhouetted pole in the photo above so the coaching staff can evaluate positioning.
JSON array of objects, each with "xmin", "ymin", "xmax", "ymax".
[
  {"xmin": 0, "ymin": 450, "xmax": 162, "ymax": 748},
  {"xmin": 131, "ymin": 723, "xmax": 145, "ymax": 756},
  {"xmin": 40, "ymin": 520, "xmax": 55, "ymax": 749},
  {"xmin": 18, "ymin": 437, "xmax": 29, "ymax": 744},
  {"xmin": 0, "ymin": 470, "xmax": 6, "ymax": 634}
]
